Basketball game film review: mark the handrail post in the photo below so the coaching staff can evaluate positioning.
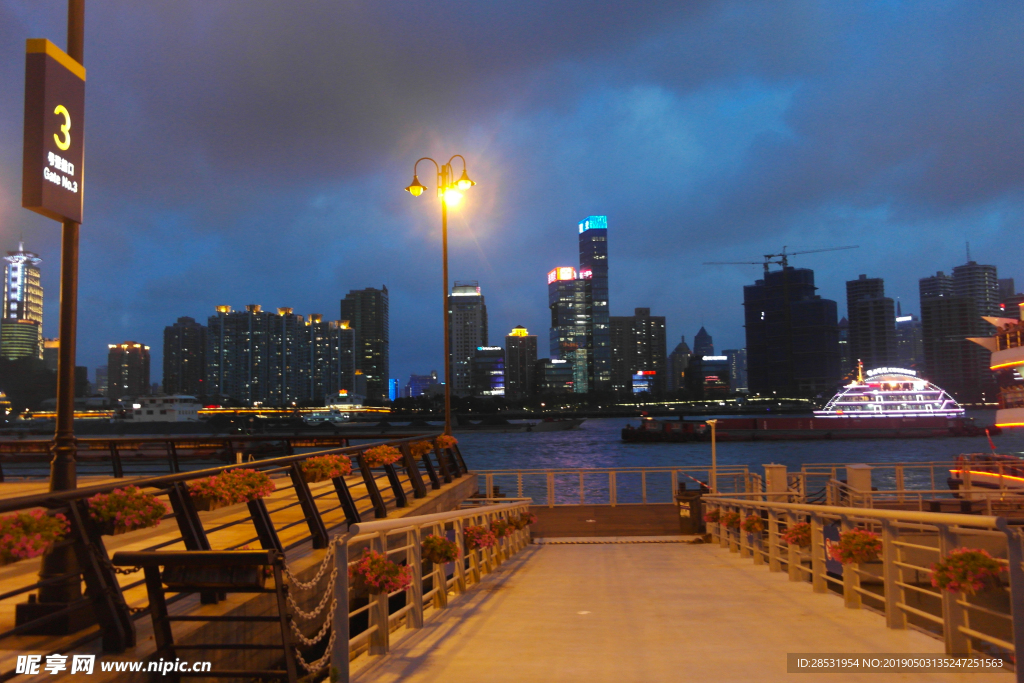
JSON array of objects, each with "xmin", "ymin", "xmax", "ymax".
[
  {"xmin": 811, "ymin": 514, "xmax": 826, "ymax": 593},
  {"xmin": 937, "ymin": 524, "xmax": 970, "ymax": 654},
  {"xmin": 840, "ymin": 515, "xmax": 861, "ymax": 609},
  {"xmin": 999, "ymin": 524, "xmax": 1024, "ymax": 680},
  {"xmin": 547, "ymin": 472, "xmax": 555, "ymax": 508},
  {"xmin": 399, "ymin": 443, "xmax": 427, "ymax": 499},
  {"xmin": 453, "ymin": 518, "xmax": 467, "ymax": 593},
  {"xmin": 407, "ymin": 527, "xmax": 424, "ymax": 629},
  {"xmin": 786, "ymin": 513, "xmax": 800, "ymax": 582},
  {"xmin": 486, "ymin": 473, "xmax": 494, "ymax": 498},
  {"xmin": 768, "ymin": 509, "xmax": 780, "ymax": 572},
  {"xmin": 517, "ymin": 472, "xmax": 523, "ymax": 498},
  {"xmin": 609, "ymin": 471, "xmax": 617, "ymax": 507},
  {"xmin": 641, "ymin": 469, "xmax": 647, "ymax": 504},
  {"xmin": 579, "ymin": 471, "xmax": 585, "ymax": 505},
  {"xmin": 739, "ymin": 506, "xmax": 751, "ymax": 558},
  {"xmin": 368, "ymin": 532, "xmax": 390, "ymax": 656},
  {"xmin": 331, "ymin": 537, "xmax": 350, "ymax": 683},
  {"xmin": 881, "ymin": 519, "xmax": 906, "ymax": 629}
]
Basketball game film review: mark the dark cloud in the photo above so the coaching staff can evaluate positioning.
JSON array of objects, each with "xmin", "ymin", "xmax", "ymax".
[{"xmin": 0, "ymin": 1, "xmax": 1021, "ymax": 385}]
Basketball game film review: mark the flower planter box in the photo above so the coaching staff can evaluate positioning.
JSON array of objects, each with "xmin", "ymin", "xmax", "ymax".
[
  {"xmin": 191, "ymin": 497, "xmax": 237, "ymax": 512},
  {"xmin": 302, "ymin": 472, "xmax": 333, "ymax": 485}
]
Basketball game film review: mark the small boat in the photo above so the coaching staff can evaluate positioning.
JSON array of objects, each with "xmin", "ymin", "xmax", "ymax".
[
  {"xmin": 527, "ymin": 417, "xmax": 586, "ymax": 432},
  {"xmin": 947, "ymin": 453, "xmax": 1024, "ymax": 493}
]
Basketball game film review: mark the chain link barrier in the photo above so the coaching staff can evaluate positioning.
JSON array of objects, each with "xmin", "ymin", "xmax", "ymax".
[{"xmin": 284, "ymin": 542, "xmax": 339, "ymax": 674}]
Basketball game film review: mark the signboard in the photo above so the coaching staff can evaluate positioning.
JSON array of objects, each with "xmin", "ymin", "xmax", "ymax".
[{"xmin": 22, "ymin": 39, "xmax": 85, "ymax": 223}]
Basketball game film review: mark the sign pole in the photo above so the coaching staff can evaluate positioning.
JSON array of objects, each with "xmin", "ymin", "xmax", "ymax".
[
  {"xmin": 22, "ymin": 0, "xmax": 87, "ymax": 631},
  {"xmin": 51, "ymin": 0, "xmax": 82, "ymax": 494}
]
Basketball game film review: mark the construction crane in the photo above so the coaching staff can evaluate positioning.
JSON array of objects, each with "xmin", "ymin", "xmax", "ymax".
[{"xmin": 703, "ymin": 245, "xmax": 859, "ymax": 274}]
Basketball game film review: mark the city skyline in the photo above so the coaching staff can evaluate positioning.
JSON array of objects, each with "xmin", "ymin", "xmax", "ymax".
[{"xmin": 0, "ymin": 3, "xmax": 1021, "ymax": 386}]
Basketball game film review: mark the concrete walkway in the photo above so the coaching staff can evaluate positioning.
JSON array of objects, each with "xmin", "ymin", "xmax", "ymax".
[{"xmin": 354, "ymin": 542, "xmax": 1015, "ymax": 683}]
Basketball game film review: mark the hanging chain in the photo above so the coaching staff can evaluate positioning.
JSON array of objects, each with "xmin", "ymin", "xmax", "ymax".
[
  {"xmin": 287, "ymin": 565, "xmax": 337, "ymax": 620},
  {"xmin": 294, "ymin": 626, "xmax": 336, "ymax": 674},
  {"xmin": 289, "ymin": 598, "xmax": 334, "ymax": 647},
  {"xmin": 284, "ymin": 543, "xmax": 335, "ymax": 590}
]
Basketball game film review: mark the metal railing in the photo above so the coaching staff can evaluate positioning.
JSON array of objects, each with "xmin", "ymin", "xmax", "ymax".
[
  {"xmin": 327, "ymin": 498, "xmax": 534, "ymax": 682},
  {"xmin": 0, "ymin": 433, "xmax": 404, "ymax": 480},
  {"xmin": 793, "ymin": 461, "xmax": 959, "ymax": 496},
  {"xmin": 0, "ymin": 433, "xmax": 469, "ymax": 682},
  {"xmin": 473, "ymin": 466, "xmax": 754, "ymax": 506},
  {"xmin": 824, "ymin": 479, "xmax": 1024, "ymax": 513},
  {"xmin": 703, "ymin": 494, "xmax": 1022, "ymax": 678}
]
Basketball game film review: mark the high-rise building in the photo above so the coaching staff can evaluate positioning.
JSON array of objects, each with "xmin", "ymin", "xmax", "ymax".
[
  {"xmin": 449, "ymin": 282, "xmax": 487, "ymax": 397},
  {"xmin": 535, "ymin": 358, "xmax": 574, "ymax": 394},
  {"xmin": 895, "ymin": 312, "xmax": 924, "ymax": 369},
  {"xmin": 693, "ymin": 327, "xmax": 714, "ymax": 357},
  {"xmin": 163, "ymin": 317, "xmax": 207, "ymax": 396},
  {"xmin": 919, "ymin": 261, "xmax": 998, "ymax": 402},
  {"xmin": 667, "ymin": 336, "xmax": 691, "ymax": 393},
  {"xmin": 308, "ymin": 316, "xmax": 356, "ymax": 404},
  {"xmin": 42, "ymin": 338, "xmax": 59, "ymax": 371},
  {"xmin": 388, "ymin": 379, "xmax": 399, "ymax": 402},
  {"xmin": 108, "ymin": 342, "xmax": 151, "ymax": 397},
  {"xmin": 578, "ymin": 216, "xmax": 611, "ymax": 392},
  {"xmin": 341, "ymin": 287, "xmax": 389, "ymax": 402},
  {"xmin": 405, "ymin": 371, "xmax": 438, "ymax": 398},
  {"xmin": 607, "ymin": 308, "xmax": 667, "ymax": 395},
  {"xmin": 743, "ymin": 267, "xmax": 841, "ymax": 397},
  {"xmin": 471, "ymin": 347, "xmax": 505, "ymax": 396},
  {"xmin": 953, "ymin": 262, "xmax": 1000, "ymax": 316},
  {"xmin": 206, "ymin": 305, "xmax": 273, "ymax": 404},
  {"xmin": 504, "ymin": 325, "xmax": 537, "ymax": 399},
  {"xmin": 1, "ymin": 242, "xmax": 43, "ymax": 360},
  {"xmin": 685, "ymin": 354, "xmax": 731, "ymax": 398},
  {"xmin": 547, "ymin": 267, "xmax": 589, "ymax": 393},
  {"xmin": 609, "ymin": 316, "xmax": 633, "ymax": 394},
  {"xmin": 845, "ymin": 274, "xmax": 896, "ymax": 371},
  {"xmin": 999, "ymin": 278, "xmax": 1016, "ymax": 302},
  {"xmin": 837, "ymin": 317, "xmax": 851, "ymax": 377},
  {"xmin": 724, "ymin": 348, "xmax": 748, "ymax": 392},
  {"xmin": 919, "ymin": 271, "xmax": 953, "ymax": 300},
  {"xmin": 95, "ymin": 365, "xmax": 108, "ymax": 397}
]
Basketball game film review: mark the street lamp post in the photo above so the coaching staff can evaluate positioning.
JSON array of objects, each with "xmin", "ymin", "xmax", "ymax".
[
  {"xmin": 405, "ymin": 156, "xmax": 475, "ymax": 436},
  {"xmin": 707, "ymin": 419, "xmax": 718, "ymax": 493}
]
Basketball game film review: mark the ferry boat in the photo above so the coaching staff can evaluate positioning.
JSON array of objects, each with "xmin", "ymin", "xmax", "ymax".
[{"xmin": 621, "ymin": 364, "xmax": 989, "ymax": 443}]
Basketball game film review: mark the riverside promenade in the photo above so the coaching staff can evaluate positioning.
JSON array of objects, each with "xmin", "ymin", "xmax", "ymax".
[{"xmin": 353, "ymin": 540, "xmax": 1015, "ymax": 683}]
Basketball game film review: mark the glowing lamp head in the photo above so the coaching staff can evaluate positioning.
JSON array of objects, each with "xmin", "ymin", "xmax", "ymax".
[
  {"xmin": 405, "ymin": 174, "xmax": 427, "ymax": 197},
  {"xmin": 455, "ymin": 169, "xmax": 476, "ymax": 191},
  {"xmin": 443, "ymin": 188, "xmax": 463, "ymax": 206}
]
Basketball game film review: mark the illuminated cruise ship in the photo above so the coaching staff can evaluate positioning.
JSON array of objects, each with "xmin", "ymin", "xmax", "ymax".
[{"xmin": 814, "ymin": 364, "xmax": 965, "ymax": 418}]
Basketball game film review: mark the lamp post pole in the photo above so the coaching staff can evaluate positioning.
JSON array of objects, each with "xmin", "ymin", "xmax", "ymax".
[
  {"xmin": 707, "ymin": 418, "xmax": 718, "ymax": 493},
  {"xmin": 406, "ymin": 157, "xmax": 475, "ymax": 438},
  {"xmin": 439, "ymin": 166, "xmax": 452, "ymax": 436}
]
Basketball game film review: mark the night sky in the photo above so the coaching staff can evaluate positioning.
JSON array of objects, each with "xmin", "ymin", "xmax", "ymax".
[{"xmin": 1, "ymin": 2, "xmax": 1022, "ymax": 387}]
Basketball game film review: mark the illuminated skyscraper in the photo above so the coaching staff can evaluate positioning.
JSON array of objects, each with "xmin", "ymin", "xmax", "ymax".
[
  {"xmin": 578, "ymin": 216, "xmax": 610, "ymax": 391},
  {"xmin": 163, "ymin": 316, "xmax": 207, "ymax": 396},
  {"xmin": 505, "ymin": 326, "xmax": 537, "ymax": 399},
  {"xmin": 308, "ymin": 316, "xmax": 356, "ymax": 403},
  {"xmin": 341, "ymin": 287, "xmax": 389, "ymax": 402},
  {"xmin": 108, "ymin": 341, "xmax": 151, "ymax": 397},
  {"xmin": 548, "ymin": 267, "xmax": 589, "ymax": 392},
  {"xmin": 1, "ymin": 242, "xmax": 43, "ymax": 360},
  {"xmin": 449, "ymin": 281, "xmax": 488, "ymax": 396}
]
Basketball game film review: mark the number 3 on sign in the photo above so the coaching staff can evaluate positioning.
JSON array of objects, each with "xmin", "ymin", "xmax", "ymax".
[{"xmin": 53, "ymin": 105, "xmax": 71, "ymax": 150}]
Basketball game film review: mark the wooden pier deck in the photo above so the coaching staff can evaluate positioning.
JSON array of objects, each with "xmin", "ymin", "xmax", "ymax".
[{"xmin": 353, "ymin": 541, "xmax": 1015, "ymax": 683}]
